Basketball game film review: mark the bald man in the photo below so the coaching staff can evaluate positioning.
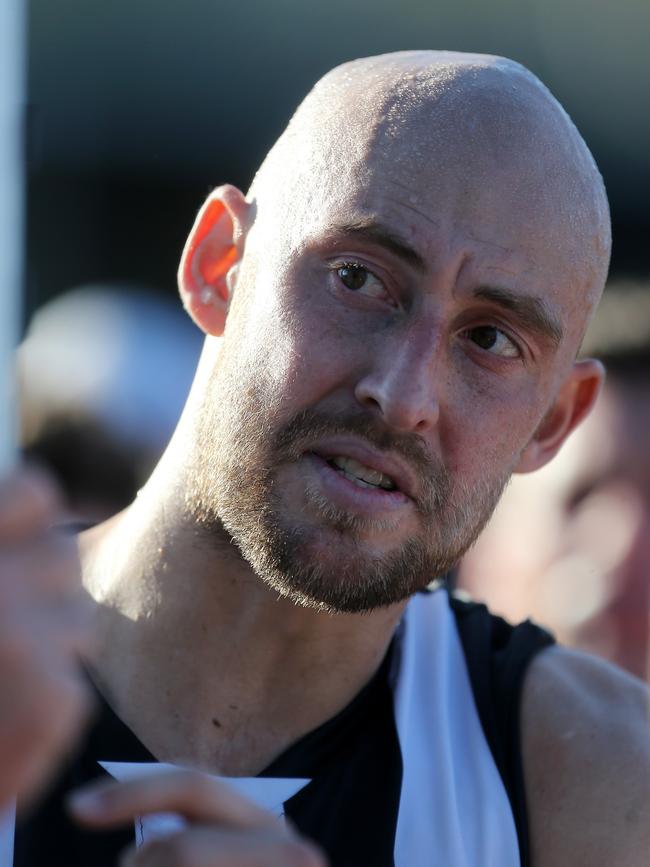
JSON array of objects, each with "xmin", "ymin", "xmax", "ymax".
[{"xmin": 11, "ymin": 51, "xmax": 649, "ymax": 866}]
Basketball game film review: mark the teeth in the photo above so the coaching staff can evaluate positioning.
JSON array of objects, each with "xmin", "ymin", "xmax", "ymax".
[{"xmin": 330, "ymin": 456, "xmax": 396, "ymax": 490}]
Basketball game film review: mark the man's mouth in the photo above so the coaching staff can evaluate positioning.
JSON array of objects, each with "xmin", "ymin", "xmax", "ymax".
[{"xmin": 325, "ymin": 455, "xmax": 397, "ymax": 491}]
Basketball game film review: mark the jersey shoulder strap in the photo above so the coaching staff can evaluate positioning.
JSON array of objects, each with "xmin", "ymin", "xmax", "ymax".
[{"xmin": 448, "ymin": 591, "xmax": 555, "ymax": 867}]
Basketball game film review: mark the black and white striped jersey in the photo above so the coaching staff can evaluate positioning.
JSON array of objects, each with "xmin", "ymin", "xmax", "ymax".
[{"xmin": 9, "ymin": 588, "xmax": 553, "ymax": 867}]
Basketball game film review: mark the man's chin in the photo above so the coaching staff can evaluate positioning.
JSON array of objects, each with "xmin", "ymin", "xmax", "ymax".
[
  {"xmin": 245, "ymin": 525, "xmax": 437, "ymax": 615},
  {"xmin": 259, "ymin": 567, "xmax": 418, "ymax": 615},
  {"xmin": 295, "ymin": 523, "xmax": 403, "ymax": 560}
]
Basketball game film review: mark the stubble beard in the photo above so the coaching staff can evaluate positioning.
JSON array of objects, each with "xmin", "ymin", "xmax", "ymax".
[{"xmin": 186, "ymin": 365, "xmax": 512, "ymax": 614}]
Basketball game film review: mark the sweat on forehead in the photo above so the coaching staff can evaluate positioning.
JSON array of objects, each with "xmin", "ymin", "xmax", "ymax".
[{"xmin": 249, "ymin": 50, "xmax": 610, "ymax": 303}]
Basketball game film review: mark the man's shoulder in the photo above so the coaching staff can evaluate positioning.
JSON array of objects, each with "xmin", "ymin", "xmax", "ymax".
[{"xmin": 522, "ymin": 645, "xmax": 650, "ymax": 867}]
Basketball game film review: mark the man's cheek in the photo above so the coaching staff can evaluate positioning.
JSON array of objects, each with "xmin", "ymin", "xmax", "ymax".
[
  {"xmin": 266, "ymin": 324, "xmax": 345, "ymax": 401},
  {"xmin": 452, "ymin": 373, "xmax": 542, "ymax": 444}
]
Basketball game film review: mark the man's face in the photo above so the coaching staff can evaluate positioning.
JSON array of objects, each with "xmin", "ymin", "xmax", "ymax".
[{"xmin": 188, "ymin": 123, "xmax": 590, "ymax": 613}]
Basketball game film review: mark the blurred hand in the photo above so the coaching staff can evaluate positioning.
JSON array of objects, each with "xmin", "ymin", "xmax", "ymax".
[
  {"xmin": 69, "ymin": 770, "xmax": 328, "ymax": 867},
  {"xmin": 0, "ymin": 468, "xmax": 93, "ymax": 808}
]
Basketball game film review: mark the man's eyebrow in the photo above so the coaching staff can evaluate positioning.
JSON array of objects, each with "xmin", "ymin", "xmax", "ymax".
[
  {"xmin": 474, "ymin": 286, "xmax": 564, "ymax": 346},
  {"xmin": 330, "ymin": 219, "xmax": 427, "ymax": 273}
]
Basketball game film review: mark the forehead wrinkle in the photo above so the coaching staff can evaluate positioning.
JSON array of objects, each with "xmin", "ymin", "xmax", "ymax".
[
  {"xmin": 382, "ymin": 194, "xmax": 441, "ymax": 230},
  {"xmin": 465, "ymin": 233, "xmax": 514, "ymax": 258}
]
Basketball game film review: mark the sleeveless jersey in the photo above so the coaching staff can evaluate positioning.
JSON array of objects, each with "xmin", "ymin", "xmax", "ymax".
[{"xmin": 6, "ymin": 587, "xmax": 553, "ymax": 866}]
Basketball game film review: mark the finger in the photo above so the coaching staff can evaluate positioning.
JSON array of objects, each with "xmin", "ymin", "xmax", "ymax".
[
  {"xmin": 0, "ymin": 468, "xmax": 61, "ymax": 539},
  {"xmin": 0, "ymin": 592, "xmax": 96, "ymax": 661},
  {"xmin": 121, "ymin": 827, "xmax": 328, "ymax": 867},
  {"xmin": 69, "ymin": 771, "xmax": 281, "ymax": 832},
  {"xmin": 3, "ymin": 665, "xmax": 91, "ymax": 806},
  {"xmin": 14, "ymin": 686, "xmax": 91, "ymax": 807}
]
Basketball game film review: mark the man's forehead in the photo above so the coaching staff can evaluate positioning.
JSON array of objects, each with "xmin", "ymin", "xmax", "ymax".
[
  {"xmin": 250, "ymin": 50, "xmax": 610, "ymax": 335},
  {"xmin": 258, "ymin": 52, "xmax": 602, "ymax": 225},
  {"xmin": 282, "ymin": 88, "xmax": 591, "ymax": 254},
  {"xmin": 313, "ymin": 197, "xmax": 540, "ymax": 274},
  {"xmin": 296, "ymin": 164, "xmax": 572, "ymax": 294}
]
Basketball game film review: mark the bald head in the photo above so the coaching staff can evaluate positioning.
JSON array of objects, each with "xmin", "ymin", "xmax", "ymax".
[
  {"xmin": 249, "ymin": 51, "xmax": 610, "ymax": 327},
  {"xmin": 180, "ymin": 52, "xmax": 611, "ymax": 613}
]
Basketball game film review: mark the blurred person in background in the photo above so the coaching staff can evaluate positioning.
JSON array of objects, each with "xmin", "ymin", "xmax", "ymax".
[
  {"xmin": 17, "ymin": 285, "xmax": 202, "ymax": 522},
  {"xmin": 458, "ymin": 286, "xmax": 650, "ymax": 680}
]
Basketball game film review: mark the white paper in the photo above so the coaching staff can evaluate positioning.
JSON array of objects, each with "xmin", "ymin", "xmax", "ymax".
[
  {"xmin": 100, "ymin": 762, "xmax": 310, "ymax": 847},
  {"xmin": 0, "ymin": 800, "xmax": 16, "ymax": 867}
]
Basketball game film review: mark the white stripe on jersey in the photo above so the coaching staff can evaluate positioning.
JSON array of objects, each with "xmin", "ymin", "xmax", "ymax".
[{"xmin": 393, "ymin": 590, "xmax": 520, "ymax": 866}]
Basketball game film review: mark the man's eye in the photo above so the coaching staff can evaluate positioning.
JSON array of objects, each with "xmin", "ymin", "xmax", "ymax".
[
  {"xmin": 335, "ymin": 263, "xmax": 387, "ymax": 299},
  {"xmin": 465, "ymin": 325, "xmax": 520, "ymax": 358}
]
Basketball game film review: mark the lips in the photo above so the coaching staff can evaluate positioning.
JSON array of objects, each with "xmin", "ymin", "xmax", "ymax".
[{"xmin": 310, "ymin": 440, "xmax": 416, "ymax": 501}]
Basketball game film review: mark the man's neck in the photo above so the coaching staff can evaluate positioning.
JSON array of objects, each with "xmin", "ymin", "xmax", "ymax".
[{"xmin": 79, "ymin": 473, "xmax": 406, "ymax": 776}]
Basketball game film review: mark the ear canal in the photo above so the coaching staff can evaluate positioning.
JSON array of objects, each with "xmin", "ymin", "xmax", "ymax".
[{"xmin": 200, "ymin": 245, "xmax": 238, "ymax": 302}]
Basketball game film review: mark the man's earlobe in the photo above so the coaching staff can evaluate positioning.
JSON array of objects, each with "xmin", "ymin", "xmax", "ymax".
[
  {"xmin": 177, "ymin": 185, "xmax": 250, "ymax": 336},
  {"xmin": 515, "ymin": 359, "xmax": 605, "ymax": 474}
]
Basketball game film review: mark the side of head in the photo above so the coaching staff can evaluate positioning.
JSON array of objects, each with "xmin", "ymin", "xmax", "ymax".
[{"xmin": 174, "ymin": 51, "xmax": 612, "ymax": 613}]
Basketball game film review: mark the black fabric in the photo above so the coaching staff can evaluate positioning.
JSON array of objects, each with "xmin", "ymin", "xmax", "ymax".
[
  {"xmin": 449, "ymin": 592, "xmax": 555, "ymax": 867},
  {"xmin": 264, "ymin": 645, "xmax": 402, "ymax": 867},
  {"xmin": 14, "ymin": 588, "xmax": 553, "ymax": 867},
  {"xmin": 14, "ymin": 650, "xmax": 401, "ymax": 867}
]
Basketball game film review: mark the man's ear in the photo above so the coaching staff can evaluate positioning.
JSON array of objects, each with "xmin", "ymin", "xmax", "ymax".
[
  {"xmin": 177, "ymin": 184, "xmax": 250, "ymax": 336},
  {"xmin": 515, "ymin": 359, "xmax": 605, "ymax": 474}
]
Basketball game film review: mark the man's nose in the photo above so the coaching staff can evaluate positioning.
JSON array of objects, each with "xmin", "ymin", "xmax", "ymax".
[{"xmin": 353, "ymin": 329, "xmax": 442, "ymax": 433}]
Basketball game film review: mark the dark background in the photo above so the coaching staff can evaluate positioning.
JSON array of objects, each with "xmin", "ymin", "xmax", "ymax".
[{"xmin": 27, "ymin": 0, "xmax": 650, "ymax": 318}]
